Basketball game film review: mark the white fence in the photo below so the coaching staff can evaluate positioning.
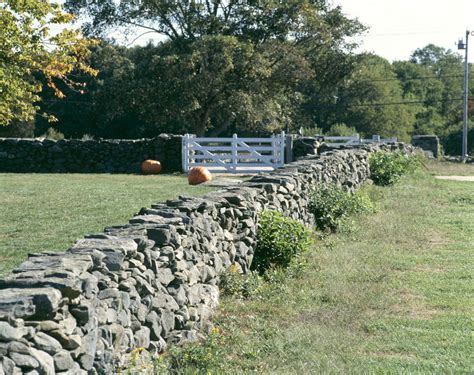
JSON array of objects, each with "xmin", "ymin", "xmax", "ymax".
[
  {"xmin": 323, "ymin": 134, "xmax": 397, "ymax": 147},
  {"xmin": 182, "ymin": 133, "xmax": 286, "ymax": 173}
]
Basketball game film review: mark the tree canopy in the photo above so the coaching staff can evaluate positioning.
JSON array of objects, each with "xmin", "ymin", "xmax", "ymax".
[
  {"xmin": 60, "ymin": 0, "xmax": 364, "ymax": 136},
  {"xmin": 2, "ymin": 1, "xmax": 472, "ymax": 155},
  {"xmin": 0, "ymin": 0, "xmax": 96, "ymax": 126}
]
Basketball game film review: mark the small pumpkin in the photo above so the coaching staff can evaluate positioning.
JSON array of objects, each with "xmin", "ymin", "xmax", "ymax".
[
  {"xmin": 188, "ymin": 167, "xmax": 212, "ymax": 185},
  {"xmin": 141, "ymin": 159, "xmax": 162, "ymax": 174}
]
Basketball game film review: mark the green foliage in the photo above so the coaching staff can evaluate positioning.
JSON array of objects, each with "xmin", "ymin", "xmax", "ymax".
[
  {"xmin": 440, "ymin": 123, "xmax": 474, "ymax": 156},
  {"xmin": 326, "ymin": 123, "xmax": 358, "ymax": 136},
  {"xmin": 158, "ymin": 329, "xmax": 226, "ymax": 374},
  {"xmin": 369, "ymin": 151, "xmax": 421, "ymax": 186},
  {"xmin": 252, "ymin": 210, "xmax": 312, "ymax": 274},
  {"xmin": 300, "ymin": 127, "xmax": 325, "ymax": 137},
  {"xmin": 0, "ymin": 0, "xmax": 96, "ymax": 126},
  {"xmin": 334, "ymin": 54, "xmax": 416, "ymax": 142},
  {"xmin": 52, "ymin": 1, "xmax": 365, "ymax": 138},
  {"xmin": 0, "ymin": 120, "xmax": 35, "ymax": 138},
  {"xmin": 41, "ymin": 127, "xmax": 65, "ymax": 140},
  {"xmin": 219, "ymin": 264, "xmax": 263, "ymax": 298},
  {"xmin": 309, "ymin": 185, "xmax": 374, "ymax": 232}
]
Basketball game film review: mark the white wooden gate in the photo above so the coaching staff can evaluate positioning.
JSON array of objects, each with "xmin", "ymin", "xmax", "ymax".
[{"xmin": 182, "ymin": 133, "xmax": 286, "ymax": 173}]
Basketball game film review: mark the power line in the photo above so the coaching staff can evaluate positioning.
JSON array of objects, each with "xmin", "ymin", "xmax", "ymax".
[
  {"xmin": 305, "ymin": 97, "xmax": 468, "ymax": 109},
  {"xmin": 362, "ymin": 30, "xmax": 446, "ymax": 37},
  {"xmin": 364, "ymin": 74, "xmax": 466, "ymax": 82}
]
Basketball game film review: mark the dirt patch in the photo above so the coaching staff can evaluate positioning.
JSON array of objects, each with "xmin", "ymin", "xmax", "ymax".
[{"xmin": 435, "ymin": 176, "xmax": 474, "ymax": 182}]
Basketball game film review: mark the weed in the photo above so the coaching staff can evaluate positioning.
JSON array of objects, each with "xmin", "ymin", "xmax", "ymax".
[{"xmin": 309, "ymin": 184, "xmax": 374, "ymax": 232}]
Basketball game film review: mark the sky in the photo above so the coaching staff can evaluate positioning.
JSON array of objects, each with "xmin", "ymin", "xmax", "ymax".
[
  {"xmin": 332, "ymin": 0, "xmax": 474, "ymax": 62},
  {"xmin": 62, "ymin": 0, "xmax": 474, "ymax": 63}
]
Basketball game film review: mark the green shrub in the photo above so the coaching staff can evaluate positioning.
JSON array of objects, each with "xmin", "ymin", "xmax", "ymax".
[
  {"xmin": 369, "ymin": 151, "xmax": 420, "ymax": 186},
  {"xmin": 41, "ymin": 127, "xmax": 65, "ymax": 140},
  {"xmin": 219, "ymin": 264, "xmax": 263, "ymax": 298},
  {"xmin": 325, "ymin": 123, "xmax": 358, "ymax": 137},
  {"xmin": 252, "ymin": 210, "xmax": 312, "ymax": 274},
  {"xmin": 158, "ymin": 328, "xmax": 225, "ymax": 374},
  {"xmin": 309, "ymin": 185, "xmax": 374, "ymax": 232}
]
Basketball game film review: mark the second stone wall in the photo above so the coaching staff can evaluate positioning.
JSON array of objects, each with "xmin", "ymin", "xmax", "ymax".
[{"xmin": 0, "ymin": 135, "xmax": 183, "ymax": 173}]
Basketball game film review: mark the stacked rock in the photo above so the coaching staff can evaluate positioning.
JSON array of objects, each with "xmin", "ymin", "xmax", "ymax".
[
  {"xmin": 0, "ymin": 145, "xmax": 411, "ymax": 374},
  {"xmin": 0, "ymin": 135, "xmax": 183, "ymax": 174}
]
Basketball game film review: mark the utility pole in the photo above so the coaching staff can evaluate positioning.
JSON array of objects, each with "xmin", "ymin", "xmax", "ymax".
[{"xmin": 457, "ymin": 30, "xmax": 470, "ymax": 161}]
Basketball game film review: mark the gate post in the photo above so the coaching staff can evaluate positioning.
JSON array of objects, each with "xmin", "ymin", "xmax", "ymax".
[
  {"xmin": 285, "ymin": 133, "xmax": 293, "ymax": 164},
  {"xmin": 182, "ymin": 134, "xmax": 189, "ymax": 172},
  {"xmin": 232, "ymin": 133, "xmax": 238, "ymax": 172}
]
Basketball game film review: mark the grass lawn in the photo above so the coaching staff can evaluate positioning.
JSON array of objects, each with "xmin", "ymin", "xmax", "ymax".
[
  {"xmin": 167, "ymin": 161, "xmax": 474, "ymax": 374},
  {"xmin": 0, "ymin": 173, "xmax": 216, "ymax": 276}
]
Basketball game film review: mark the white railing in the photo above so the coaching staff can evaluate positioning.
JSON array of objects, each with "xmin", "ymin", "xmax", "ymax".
[
  {"xmin": 323, "ymin": 134, "xmax": 397, "ymax": 146},
  {"xmin": 182, "ymin": 133, "xmax": 286, "ymax": 173}
]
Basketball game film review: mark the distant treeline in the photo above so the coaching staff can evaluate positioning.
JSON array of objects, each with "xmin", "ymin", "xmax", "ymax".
[{"xmin": 1, "ymin": 1, "xmax": 472, "ymax": 154}]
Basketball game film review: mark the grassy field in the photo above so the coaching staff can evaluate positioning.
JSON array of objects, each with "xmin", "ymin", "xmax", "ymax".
[
  {"xmin": 0, "ymin": 174, "xmax": 215, "ymax": 276},
  {"xmin": 164, "ymin": 161, "xmax": 474, "ymax": 374}
]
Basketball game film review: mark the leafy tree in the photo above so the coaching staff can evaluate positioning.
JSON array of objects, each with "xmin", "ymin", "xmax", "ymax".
[
  {"xmin": 62, "ymin": 0, "xmax": 364, "ymax": 136},
  {"xmin": 334, "ymin": 54, "xmax": 416, "ymax": 141},
  {"xmin": 0, "ymin": 0, "xmax": 97, "ymax": 126},
  {"xmin": 410, "ymin": 44, "xmax": 465, "ymax": 127}
]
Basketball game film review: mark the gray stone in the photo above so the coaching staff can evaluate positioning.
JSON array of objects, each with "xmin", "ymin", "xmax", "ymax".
[
  {"xmin": 2, "ymin": 357, "xmax": 19, "ymax": 375},
  {"xmin": 0, "ymin": 288, "xmax": 62, "ymax": 320},
  {"xmin": 146, "ymin": 227, "xmax": 171, "ymax": 245},
  {"xmin": 159, "ymin": 310, "xmax": 175, "ymax": 338},
  {"xmin": 33, "ymin": 332, "xmax": 62, "ymax": 355},
  {"xmin": 145, "ymin": 311, "xmax": 162, "ymax": 341},
  {"xmin": 71, "ymin": 237, "xmax": 137, "ymax": 271},
  {"xmin": 157, "ymin": 268, "xmax": 174, "ymax": 286},
  {"xmin": 133, "ymin": 327, "xmax": 150, "ymax": 349},
  {"xmin": 10, "ymin": 352, "xmax": 39, "ymax": 369},
  {"xmin": 29, "ymin": 348, "xmax": 55, "ymax": 375},
  {"xmin": 151, "ymin": 293, "xmax": 179, "ymax": 312},
  {"xmin": 0, "ymin": 322, "xmax": 27, "ymax": 341},
  {"xmin": 48, "ymin": 331, "xmax": 82, "ymax": 350},
  {"xmin": 54, "ymin": 350, "xmax": 75, "ymax": 372},
  {"xmin": 70, "ymin": 302, "xmax": 95, "ymax": 326}
]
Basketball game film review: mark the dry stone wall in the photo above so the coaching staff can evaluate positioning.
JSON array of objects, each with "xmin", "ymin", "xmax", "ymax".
[
  {"xmin": 0, "ymin": 135, "xmax": 182, "ymax": 173},
  {"xmin": 0, "ymin": 144, "xmax": 411, "ymax": 374}
]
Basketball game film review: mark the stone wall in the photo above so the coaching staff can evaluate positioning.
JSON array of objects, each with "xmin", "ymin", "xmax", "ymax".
[
  {"xmin": 0, "ymin": 135, "xmax": 183, "ymax": 173},
  {"xmin": 0, "ymin": 144, "xmax": 411, "ymax": 374},
  {"xmin": 411, "ymin": 135, "xmax": 440, "ymax": 159}
]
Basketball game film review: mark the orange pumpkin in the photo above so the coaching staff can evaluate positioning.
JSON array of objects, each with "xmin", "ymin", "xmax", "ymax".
[
  {"xmin": 141, "ymin": 160, "xmax": 162, "ymax": 174},
  {"xmin": 188, "ymin": 167, "xmax": 212, "ymax": 185}
]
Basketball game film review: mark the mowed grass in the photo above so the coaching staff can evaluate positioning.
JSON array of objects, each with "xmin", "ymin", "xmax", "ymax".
[
  {"xmin": 0, "ymin": 174, "xmax": 216, "ymax": 276},
  {"xmin": 172, "ymin": 162, "xmax": 473, "ymax": 374}
]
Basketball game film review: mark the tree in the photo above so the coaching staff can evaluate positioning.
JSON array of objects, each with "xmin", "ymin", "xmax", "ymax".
[
  {"xmin": 63, "ymin": 0, "xmax": 364, "ymax": 136},
  {"xmin": 0, "ymin": 0, "xmax": 96, "ymax": 126},
  {"xmin": 335, "ymin": 54, "xmax": 416, "ymax": 141},
  {"xmin": 410, "ymin": 45, "xmax": 464, "ymax": 127}
]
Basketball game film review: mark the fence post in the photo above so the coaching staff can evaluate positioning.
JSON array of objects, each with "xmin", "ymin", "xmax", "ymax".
[
  {"xmin": 182, "ymin": 134, "xmax": 188, "ymax": 172},
  {"xmin": 285, "ymin": 132, "xmax": 293, "ymax": 164},
  {"xmin": 232, "ymin": 133, "xmax": 238, "ymax": 172}
]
